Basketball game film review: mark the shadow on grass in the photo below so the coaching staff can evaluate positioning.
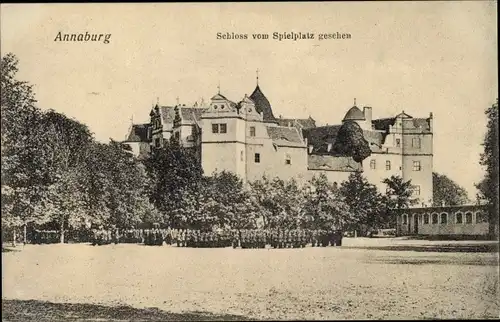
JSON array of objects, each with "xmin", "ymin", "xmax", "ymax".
[
  {"xmin": 364, "ymin": 256, "xmax": 499, "ymax": 266},
  {"xmin": 1, "ymin": 299, "xmax": 256, "ymax": 321},
  {"xmin": 2, "ymin": 247, "xmax": 21, "ymax": 253},
  {"xmin": 343, "ymin": 244, "xmax": 499, "ymax": 253}
]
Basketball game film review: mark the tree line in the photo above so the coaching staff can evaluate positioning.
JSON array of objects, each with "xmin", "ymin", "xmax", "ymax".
[{"xmin": 2, "ymin": 53, "xmax": 488, "ymax": 244}]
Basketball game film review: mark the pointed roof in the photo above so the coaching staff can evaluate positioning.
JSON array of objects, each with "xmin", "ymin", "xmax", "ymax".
[
  {"xmin": 211, "ymin": 93, "xmax": 228, "ymax": 101},
  {"xmin": 123, "ymin": 123, "xmax": 151, "ymax": 143},
  {"xmin": 395, "ymin": 111, "xmax": 413, "ymax": 118},
  {"xmin": 343, "ymin": 106, "xmax": 365, "ymax": 121},
  {"xmin": 249, "ymin": 85, "xmax": 277, "ymax": 123}
]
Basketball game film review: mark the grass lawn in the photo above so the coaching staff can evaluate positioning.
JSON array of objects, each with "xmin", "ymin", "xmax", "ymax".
[{"xmin": 2, "ymin": 238, "xmax": 499, "ymax": 320}]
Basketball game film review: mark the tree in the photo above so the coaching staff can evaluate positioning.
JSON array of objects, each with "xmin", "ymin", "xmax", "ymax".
[
  {"xmin": 382, "ymin": 175, "xmax": 419, "ymax": 228},
  {"xmin": 432, "ymin": 172, "xmax": 470, "ymax": 206},
  {"xmin": 475, "ymin": 100, "xmax": 499, "ymax": 238},
  {"xmin": 1, "ymin": 53, "xmax": 49, "ymax": 243},
  {"xmin": 339, "ymin": 171, "xmax": 386, "ymax": 235},
  {"xmin": 303, "ymin": 174, "xmax": 350, "ymax": 231},
  {"xmin": 383, "ymin": 175, "xmax": 419, "ymax": 209},
  {"xmin": 332, "ymin": 121, "xmax": 371, "ymax": 163},
  {"xmin": 249, "ymin": 176, "xmax": 307, "ymax": 229},
  {"xmin": 143, "ymin": 137, "xmax": 203, "ymax": 227}
]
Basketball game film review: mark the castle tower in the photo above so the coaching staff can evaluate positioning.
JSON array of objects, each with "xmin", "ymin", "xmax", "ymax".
[
  {"xmin": 200, "ymin": 92, "xmax": 249, "ymax": 179},
  {"xmin": 342, "ymin": 98, "xmax": 371, "ymax": 130},
  {"xmin": 396, "ymin": 111, "xmax": 434, "ymax": 206}
]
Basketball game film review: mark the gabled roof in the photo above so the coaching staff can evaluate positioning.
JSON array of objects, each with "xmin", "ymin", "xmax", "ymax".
[
  {"xmin": 343, "ymin": 106, "xmax": 365, "ymax": 121},
  {"xmin": 250, "ymin": 85, "xmax": 277, "ymax": 123},
  {"xmin": 308, "ymin": 154, "xmax": 361, "ymax": 172},
  {"xmin": 276, "ymin": 117, "xmax": 316, "ymax": 129},
  {"xmin": 371, "ymin": 116, "xmax": 431, "ymax": 132},
  {"xmin": 123, "ymin": 123, "xmax": 151, "ymax": 143},
  {"xmin": 211, "ymin": 93, "xmax": 228, "ymax": 101},
  {"xmin": 303, "ymin": 124, "xmax": 386, "ymax": 154},
  {"xmin": 395, "ymin": 112, "xmax": 413, "ymax": 119},
  {"xmin": 267, "ymin": 126, "xmax": 305, "ymax": 147},
  {"xmin": 180, "ymin": 107, "xmax": 205, "ymax": 122},
  {"xmin": 372, "ymin": 118, "xmax": 396, "ymax": 131},
  {"xmin": 303, "ymin": 125, "xmax": 342, "ymax": 152}
]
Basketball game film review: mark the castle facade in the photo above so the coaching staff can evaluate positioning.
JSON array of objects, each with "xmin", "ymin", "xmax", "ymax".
[{"xmin": 123, "ymin": 83, "xmax": 434, "ymax": 206}]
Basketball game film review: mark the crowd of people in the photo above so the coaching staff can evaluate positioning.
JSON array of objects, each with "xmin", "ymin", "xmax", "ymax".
[{"xmin": 86, "ymin": 227, "xmax": 343, "ymax": 248}]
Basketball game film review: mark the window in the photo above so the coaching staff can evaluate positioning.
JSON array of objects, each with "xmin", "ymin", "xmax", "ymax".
[
  {"xmin": 402, "ymin": 214, "xmax": 408, "ymax": 225},
  {"xmin": 432, "ymin": 213, "xmax": 438, "ymax": 224},
  {"xmin": 465, "ymin": 212, "xmax": 473, "ymax": 224},
  {"xmin": 412, "ymin": 137, "xmax": 421, "ymax": 149},
  {"xmin": 413, "ymin": 185, "xmax": 420, "ymax": 196},
  {"xmin": 386, "ymin": 160, "xmax": 391, "ymax": 170},
  {"xmin": 212, "ymin": 124, "xmax": 219, "ymax": 133},
  {"xmin": 254, "ymin": 153, "xmax": 260, "ymax": 163},
  {"xmin": 285, "ymin": 154, "xmax": 291, "ymax": 165},
  {"xmin": 424, "ymin": 214, "xmax": 430, "ymax": 224},
  {"xmin": 333, "ymin": 182, "xmax": 338, "ymax": 190},
  {"xmin": 174, "ymin": 132, "xmax": 180, "ymax": 140},
  {"xmin": 220, "ymin": 123, "xmax": 227, "ymax": 133},
  {"xmin": 456, "ymin": 212, "xmax": 463, "ymax": 224},
  {"xmin": 370, "ymin": 159, "xmax": 376, "ymax": 169},
  {"xmin": 250, "ymin": 126, "xmax": 256, "ymax": 137},
  {"xmin": 155, "ymin": 138, "xmax": 161, "ymax": 148},
  {"xmin": 440, "ymin": 213, "xmax": 448, "ymax": 224},
  {"xmin": 413, "ymin": 161, "xmax": 421, "ymax": 171},
  {"xmin": 396, "ymin": 139, "xmax": 401, "ymax": 147},
  {"xmin": 240, "ymin": 150, "xmax": 244, "ymax": 161}
]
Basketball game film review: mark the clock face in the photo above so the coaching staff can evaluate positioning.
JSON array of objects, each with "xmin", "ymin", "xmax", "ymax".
[{"xmin": 248, "ymin": 108, "xmax": 252, "ymax": 113}]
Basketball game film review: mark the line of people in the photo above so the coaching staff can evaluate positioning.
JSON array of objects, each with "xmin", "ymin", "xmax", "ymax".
[{"xmin": 89, "ymin": 227, "xmax": 343, "ymax": 248}]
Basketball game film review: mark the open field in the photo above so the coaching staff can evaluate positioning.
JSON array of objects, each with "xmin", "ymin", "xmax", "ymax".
[{"xmin": 2, "ymin": 238, "xmax": 499, "ymax": 320}]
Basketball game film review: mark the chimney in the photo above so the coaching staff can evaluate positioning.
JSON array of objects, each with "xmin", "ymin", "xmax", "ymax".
[{"xmin": 363, "ymin": 106, "xmax": 372, "ymax": 125}]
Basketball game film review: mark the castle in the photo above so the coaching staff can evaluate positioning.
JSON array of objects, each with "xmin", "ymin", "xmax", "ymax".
[{"xmin": 123, "ymin": 82, "xmax": 434, "ymax": 206}]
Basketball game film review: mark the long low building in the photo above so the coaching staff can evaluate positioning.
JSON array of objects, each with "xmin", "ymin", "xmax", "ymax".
[{"xmin": 393, "ymin": 204, "xmax": 497, "ymax": 238}]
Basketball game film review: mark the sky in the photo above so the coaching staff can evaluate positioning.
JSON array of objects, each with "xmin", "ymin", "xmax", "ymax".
[{"xmin": 1, "ymin": 2, "xmax": 497, "ymax": 198}]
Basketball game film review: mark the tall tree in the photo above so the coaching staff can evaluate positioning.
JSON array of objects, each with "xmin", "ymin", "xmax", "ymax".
[
  {"xmin": 332, "ymin": 121, "xmax": 372, "ymax": 163},
  {"xmin": 475, "ymin": 100, "xmax": 499, "ymax": 238},
  {"xmin": 303, "ymin": 174, "xmax": 350, "ymax": 230},
  {"xmin": 1, "ymin": 53, "xmax": 49, "ymax": 243},
  {"xmin": 382, "ymin": 175, "xmax": 419, "ymax": 228},
  {"xmin": 339, "ymin": 171, "xmax": 386, "ymax": 235},
  {"xmin": 143, "ymin": 137, "xmax": 203, "ymax": 227},
  {"xmin": 432, "ymin": 172, "xmax": 470, "ymax": 206}
]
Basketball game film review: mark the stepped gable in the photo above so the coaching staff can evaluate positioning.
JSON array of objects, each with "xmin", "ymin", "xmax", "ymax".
[
  {"xmin": 124, "ymin": 123, "xmax": 151, "ymax": 143},
  {"xmin": 249, "ymin": 85, "xmax": 277, "ymax": 123}
]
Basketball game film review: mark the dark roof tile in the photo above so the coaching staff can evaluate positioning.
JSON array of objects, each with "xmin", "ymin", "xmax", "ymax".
[
  {"xmin": 250, "ymin": 85, "xmax": 277, "ymax": 123},
  {"xmin": 308, "ymin": 154, "xmax": 361, "ymax": 172},
  {"xmin": 123, "ymin": 123, "xmax": 151, "ymax": 142}
]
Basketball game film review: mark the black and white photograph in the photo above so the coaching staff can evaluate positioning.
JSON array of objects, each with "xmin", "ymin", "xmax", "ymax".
[{"xmin": 1, "ymin": 2, "xmax": 499, "ymax": 321}]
